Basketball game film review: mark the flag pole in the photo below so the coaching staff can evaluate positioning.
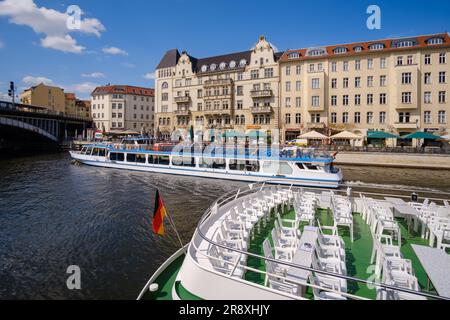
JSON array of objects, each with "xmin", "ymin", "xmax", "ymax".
[{"xmin": 165, "ymin": 210, "xmax": 188, "ymax": 255}]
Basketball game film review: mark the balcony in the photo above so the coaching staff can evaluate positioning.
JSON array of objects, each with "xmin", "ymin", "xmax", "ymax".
[
  {"xmin": 393, "ymin": 122, "xmax": 419, "ymax": 129},
  {"xmin": 203, "ymin": 93, "xmax": 232, "ymax": 100},
  {"xmin": 204, "ymin": 78, "xmax": 233, "ymax": 87},
  {"xmin": 307, "ymin": 122, "xmax": 326, "ymax": 129},
  {"xmin": 395, "ymin": 103, "xmax": 418, "ymax": 110},
  {"xmin": 174, "ymin": 108, "xmax": 190, "ymax": 116},
  {"xmin": 204, "ymin": 108, "xmax": 232, "ymax": 116},
  {"xmin": 307, "ymin": 105, "xmax": 325, "ymax": 112},
  {"xmin": 250, "ymin": 89, "xmax": 273, "ymax": 98},
  {"xmin": 250, "ymin": 106, "xmax": 272, "ymax": 114},
  {"xmin": 174, "ymin": 96, "xmax": 191, "ymax": 104}
]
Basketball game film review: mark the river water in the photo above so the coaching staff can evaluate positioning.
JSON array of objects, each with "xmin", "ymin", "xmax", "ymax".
[{"xmin": 0, "ymin": 152, "xmax": 449, "ymax": 299}]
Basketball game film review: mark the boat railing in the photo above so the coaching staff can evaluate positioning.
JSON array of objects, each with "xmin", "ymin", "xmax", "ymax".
[{"xmin": 192, "ymin": 180, "xmax": 450, "ymax": 300}]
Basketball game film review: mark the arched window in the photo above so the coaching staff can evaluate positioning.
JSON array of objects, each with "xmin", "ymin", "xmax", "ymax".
[
  {"xmin": 353, "ymin": 46, "xmax": 363, "ymax": 52},
  {"xmin": 368, "ymin": 43, "xmax": 385, "ymax": 51},
  {"xmin": 161, "ymin": 82, "xmax": 168, "ymax": 89},
  {"xmin": 239, "ymin": 59, "xmax": 247, "ymax": 67},
  {"xmin": 201, "ymin": 65, "xmax": 208, "ymax": 72},
  {"xmin": 333, "ymin": 47, "xmax": 348, "ymax": 54},
  {"xmin": 210, "ymin": 63, "xmax": 217, "ymax": 71},
  {"xmin": 395, "ymin": 40, "xmax": 415, "ymax": 48},
  {"xmin": 240, "ymin": 115, "xmax": 245, "ymax": 124},
  {"xmin": 306, "ymin": 48, "xmax": 326, "ymax": 57},
  {"xmin": 427, "ymin": 37, "xmax": 444, "ymax": 45},
  {"xmin": 288, "ymin": 52, "xmax": 300, "ymax": 59},
  {"xmin": 229, "ymin": 60, "xmax": 236, "ymax": 68},
  {"xmin": 219, "ymin": 62, "xmax": 227, "ymax": 70}
]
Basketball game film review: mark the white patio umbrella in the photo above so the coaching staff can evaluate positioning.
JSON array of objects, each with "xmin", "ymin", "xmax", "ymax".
[
  {"xmin": 440, "ymin": 134, "xmax": 450, "ymax": 141},
  {"xmin": 297, "ymin": 130, "xmax": 328, "ymax": 139},
  {"xmin": 330, "ymin": 130, "xmax": 362, "ymax": 140}
]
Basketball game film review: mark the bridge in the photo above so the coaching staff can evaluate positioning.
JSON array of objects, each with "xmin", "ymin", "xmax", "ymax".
[{"xmin": 0, "ymin": 100, "xmax": 93, "ymax": 152}]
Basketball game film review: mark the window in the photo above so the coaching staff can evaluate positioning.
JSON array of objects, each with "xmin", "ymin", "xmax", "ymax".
[
  {"xmin": 380, "ymin": 75, "xmax": 387, "ymax": 87},
  {"xmin": 399, "ymin": 112, "xmax": 410, "ymax": 123},
  {"xmin": 236, "ymin": 86, "xmax": 243, "ymax": 96},
  {"xmin": 161, "ymin": 82, "xmax": 169, "ymax": 89},
  {"xmin": 424, "ymin": 73, "xmax": 432, "ymax": 84},
  {"xmin": 342, "ymin": 112, "xmax": 349, "ymax": 123},
  {"xmin": 427, "ymin": 37, "xmax": 444, "ymax": 45},
  {"xmin": 367, "ymin": 112, "xmax": 374, "ymax": 124},
  {"xmin": 264, "ymin": 68, "xmax": 273, "ymax": 78},
  {"xmin": 309, "ymin": 64, "xmax": 315, "ymax": 72},
  {"xmin": 355, "ymin": 60, "xmax": 361, "ymax": 70},
  {"xmin": 367, "ymin": 94, "xmax": 373, "ymax": 105},
  {"xmin": 296, "ymin": 65, "xmax": 301, "ymax": 75},
  {"xmin": 295, "ymin": 97, "xmax": 301, "ymax": 108},
  {"xmin": 237, "ymin": 72, "xmax": 243, "ymax": 81},
  {"xmin": 286, "ymin": 66, "xmax": 291, "ymax": 76},
  {"xmin": 312, "ymin": 78, "xmax": 320, "ymax": 89},
  {"xmin": 379, "ymin": 112, "xmax": 386, "ymax": 124},
  {"xmin": 343, "ymin": 95, "xmax": 349, "ymax": 106},
  {"xmin": 355, "ymin": 77, "xmax": 361, "ymax": 88},
  {"xmin": 367, "ymin": 59, "xmax": 373, "ymax": 69},
  {"xmin": 312, "ymin": 96, "xmax": 320, "ymax": 107},
  {"xmin": 286, "ymin": 81, "xmax": 291, "ymax": 92},
  {"xmin": 424, "ymin": 111, "xmax": 432, "ymax": 124},
  {"xmin": 438, "ymin": 110, "xmax": 446, "ymax": 124},
  {"xmin": 367, "ymin": 76, "xmax": 374, "ymax": 87},
  {"xmin": 331, "ymin": 95, "xmax": 337, "ymax": 106},
  {"xmin": 369, "ymin": 43, "xmax": 384, "ymax": 50},
  {"xmin": 343, "ymin": 61, "xmax": 349, "ymax": 71},
  {"xmin": 331, "ymin": 113, "xmax": 337, "ymax": 123},
  {"xmin": 380, "ymin": 93, "xmax": 387, "ymax": 105},
  {"xmin": 439, "ymin": 72, "xmax": 446, "ymax": 83},
  {"xmin": 440, "ymin": 53, "xmax": 447, "ymax": 64},
  {"xmin": 424, "ymin": 92, "xmax": 432, "ymax": 104},
  {"xmin": 402, "ymin": 72, "xmax": 412, "ymax": 84},
  {"xmin": 251, "ymin": 70, "xmax": 259, "ymax": 79},
  {"xmin": 334, "ymin": 47, "xmax": 348, "ymax": 54},
  {"xmin": 397, "ymin": 56, "xmax": 403, "ymax": 66},
  {"xmin": 331, "ymin": 78, "xmax": 337, "ymax": 89},
  {"xmin": 354, "ymin": 112, "xmax": 361, "ymax": 124},
  {"xmin": 402, "ymin": 92, "xmax": 412, "ymax": 104},
  {"xmin": 296, "ymin": 81, "xmax": 301, "ymax": 91},
  {"xmin": 380, "ymin": 58, "xmax": 387, "ymax": 69},
  {"xmin": 331, "ymin": 62, "xmax": 337, "ymax": 72},
  {"xmin": 343, "ymin": 78, "xmax": 349, "ymax": 88},
  {"xmin": 355, "ymin": 94, "xmax": 361, "ymax": 105},
  {"xmin": 439, "ymin": 91, "xmax": 446, "ymax": 103},
  {"xmin": 354, "ymin": 46, "xmax": 363, "ymax": 52},
  {"xmin": 425, "ymin": 54, "xmax": 431, "ymax": 65},
  {"xmin": 407, "ymin": 55, "xmax": 413, "ymax": 65},
  {"xmin": 285, "ymin": 113, "xmax": 291, "ymax": 124},
  {"xmin": 295, "ymin": 113, "xmax": 301, "ymax": 124},
  {"xmin": 311, "ymin": 113, "xmax": 321, "ymax": 123},
  {"xmin": 161, "ymin": 93, "xmax": 168, "ymax": 101},
  {"xmin": 236, "ymin": 100, "xmax": 243, "ymax": 110},
  {"xmin": 285, "ymin": 97, "xmax": 291, "ymax": 108}
]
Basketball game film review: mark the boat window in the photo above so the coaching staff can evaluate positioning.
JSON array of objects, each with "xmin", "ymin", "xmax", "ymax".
[
  {"xmin": 262, "ymin": 161, "xmax": 278, "ymax": 174},
  {"xmin": 212, "ymin": 159, "xmax": 226, "ymax": 170},
  {"xmin": 229, "ymin": 159, "xmax": 246, "ymax": 171},
  {"xmin": 153, "ymin": 156, "xmax": 170, "ymax": 165},
  {"xmin": 136, "ymin": 154, "xmax": 146, "ymax": 164},
  {"xmin": 86, "ymin": 147, "xmax": 93, "ymax": 155},
  {"xmin": 80, "ymin": 147, "xmax": 86, "ymax": 155},
  {"xmin": 127, "ymin": 153, "xmax": 136, "ymax": 162},
  {"xmin": 296, "ymin": 163, "xmax": 306, "ymax": 170},
  {"xmin": 110, "ymin": 152, "xmax": 124, "ymax": 161},
  {"xmin": 303, "ymin": 163, "xmax": 318, "ymax": 170},
  {"xmin": 99, "ymin": 148, "xmax": 106, "ymax": 157},
  {"xmin": 92, "ymin": 148, "xmax": 100, "ymax": 156},
  {"xmin": 245, "ymin": 161, "xmax": 260, "ymax": 172},
  {"xmin": 278, "ymin": 162, "xmax": 293, "ymax": 175},
  {"xmin": 172, "ymin": 156, "xmax": 195, "ymax": 167},
  {"xmin": 110, "ymin": 152, "xmax": 117, "ymax": 161}
]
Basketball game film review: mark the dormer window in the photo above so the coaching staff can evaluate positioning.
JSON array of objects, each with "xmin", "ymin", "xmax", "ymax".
[
  {"xmin": 396, "ymin": 40, "xmax": 415, "ymax": 48},
  {"xmin": 219, "ymin": 62, "xmax": 227, "ymax": 70},
  {"xmin": 201, "ymin": 65, "xmax": 208, "ymax": 72},
  {"xmin": 333, "ymin": 47, "xmax": 348, "ymax": 54},
  {"xmin": 229, "ymin": 60, "xmax": 236, "ymax": 68},
  {"xmin": 210, "ymin": 63, "xmax": 217, "ymax": 71},
  {"xmin": 306, "ymin": 48, "xmax": 326, "ymax": 57},
  {"xmin": 369, "ymin": 43, "xmax": 385, "ymax": 51},
  {"xmin": 239, "ymin": 59, "xmax": 247, "ymax": 67},
  {"xmin": 288, "ymin": 52, "xmax": 300, "ymax": 59},
  {"xmin": 354, "ymin": 46, "xmax": 363, "ymax": 52},
  {"xmin": 427, "ymin": 37, "xmax": 444, "ymax": 45}
]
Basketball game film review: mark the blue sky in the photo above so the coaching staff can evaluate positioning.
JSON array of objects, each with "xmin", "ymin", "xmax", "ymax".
[{"xmin": 0, "ymin": 0, "xmax": 449, "ymax": 99}]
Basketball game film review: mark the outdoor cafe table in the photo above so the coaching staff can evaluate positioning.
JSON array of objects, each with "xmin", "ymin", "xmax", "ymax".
[
  {"xmin": 384, "ymin": 197, "xmax": 420, "ymax": 233},
  {"xmin": 411, "ymin": 244, "xmax": 450, "ymax": 297},
  {"xmin": 285, "ymin": 226, "xmax": 319, "ymax": 296}
]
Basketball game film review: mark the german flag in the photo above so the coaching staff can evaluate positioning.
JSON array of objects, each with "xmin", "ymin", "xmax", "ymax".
[{"xmin": 152, "ymin": 189, "xmax": 166, "ymax": 235}]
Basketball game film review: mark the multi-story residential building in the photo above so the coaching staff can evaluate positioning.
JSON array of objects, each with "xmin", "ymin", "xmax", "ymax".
[
  {"xmin": 91, "ymin": 85, "xmax": 155, "ymax": 133},
  {"xmin": 65, "ymin": 93, "xmax": 77, "ymax": 116},
  {"xmin": 20, "ymin": 83, "xmax": 66, "ymax": 114},
  {"xmin": 155, "ymin": 33, "xmax": 450, "ymax": 142},
  {"xmin": 155, "ymin": 36, "xmax": 282, "ymax": 141},
  {"xmin": 75, "ymin": 99, "xmax": 91, "ymax": 118}
]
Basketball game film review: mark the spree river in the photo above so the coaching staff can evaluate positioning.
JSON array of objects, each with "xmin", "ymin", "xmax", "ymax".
[{"xmin": 1, "ymin": 152, "xmax": 450, "ymax": 299}]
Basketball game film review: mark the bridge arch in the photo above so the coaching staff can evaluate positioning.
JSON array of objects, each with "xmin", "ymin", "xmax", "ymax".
[{"xmin": 0, "ymin": 116, "xmax": 58, "ymax": 142}]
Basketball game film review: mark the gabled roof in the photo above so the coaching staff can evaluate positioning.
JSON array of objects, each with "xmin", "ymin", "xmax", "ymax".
[
  {"xmin": 156, "ymin": 49, "xmax": 181, "ymax": 69},
  {"xmin": 92, "ymin": 85, "xmax": 154, "ymax": 97}
]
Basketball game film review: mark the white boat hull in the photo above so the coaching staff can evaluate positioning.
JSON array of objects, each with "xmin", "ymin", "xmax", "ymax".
[{"xmin": 70, "ymin": 151, "xmax": 342, "ymax": 188}]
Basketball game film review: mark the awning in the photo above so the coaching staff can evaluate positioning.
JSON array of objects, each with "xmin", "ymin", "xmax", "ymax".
[
  {"xmin": 297, "ymin": 130, "xmax": 328, "ymax": 139},
  {"xmin": 367, "ymin": 131, "xmax": 399, "ymax": 139},
  {"xmin": 439, "ymin": 134, "xmax": 450, "ymax": 141},
  {"xmin": 330, "ymin": 130, "xmax": 362, "ymax": 140},
  {"xmin": 401, "ymin": 131, "xmax": 441, "ymax": 140}
]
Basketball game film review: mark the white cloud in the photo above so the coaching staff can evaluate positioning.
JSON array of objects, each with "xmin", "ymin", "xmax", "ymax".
[
  {"xmin": 64, "ymin": 82, "xmax": 99, "ymax": 94},
  {"xmin": 102, "ymin": 46, "xmax": 128, "ymax": 56},
  {"xmin": 0, "ymin": 0, "xmax": 105, "ymax": 53},
  {"xmin": 121, "ymin": 62, "xmax": 136, "ymax": 68},
  {"xmin": 143, "ymin": 72, "xmax": 155, "ymax": 80},
  {"xmin": 22, "ymin": 75, "xmax": 54, "ymax": 86},
  {"xmin": 81, "ymin": 72, "xmax": 105, "ymax": 78}
]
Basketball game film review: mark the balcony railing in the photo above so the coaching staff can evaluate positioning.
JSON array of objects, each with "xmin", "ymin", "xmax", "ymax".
[
  {"xmin": 393, "ymin": 122, "xmax": 419, "ymax": 129},
  {"xmin": 250, "ymin": 106, "xmax": 272, "ymax": 114},
  {"xmin": 174, "ymin": 109, "xmax": 190, "ymax": 116},
  {"xmin": 307, "ymin": 122, "xmax": 326, "ymax": 129},
  {"xmin": 203, "ymin": 79, "xmax": 233, "ymax": 87},
  {"xmin": 204, "ymin": 108, "xmax": 232, "ymax": 115},
  {"xmin": 174, "ymin": 96, "xmax": 191, "ymax": 103},
  {"xmin": 250, "ymin": 89, "xmax": 273, "ymax": 98}
]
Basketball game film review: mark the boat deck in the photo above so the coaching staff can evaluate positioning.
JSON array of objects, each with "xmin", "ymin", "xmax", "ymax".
[{"xmin": 143, "ymin": 204, "xmax": 437, "ymax": 300}]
